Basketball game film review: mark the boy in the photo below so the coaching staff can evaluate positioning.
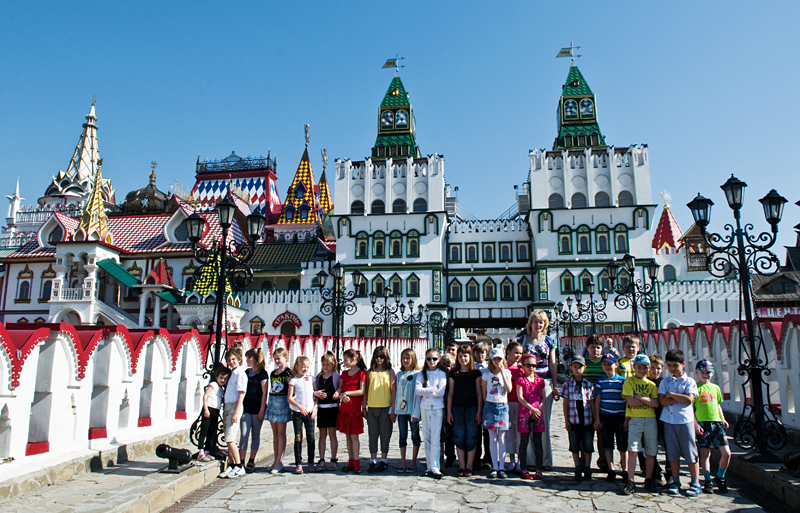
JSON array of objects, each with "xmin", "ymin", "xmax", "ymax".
[
  {"xmin": 658, "ymin": 349, "xmax": 701, "ymax": 496},
  {"xmin": 220, "ymin": 346, "xmax": 248, "ymax": 478},
  {"xmin": 583, "ymin": 335, "xmax": 607, "ymax": 472},
  {"xmin": 648, "ymin": 354, "xmax": 667, "ymax": 484},
  {"xmin": 561, "ymin": 356, "xmax": 595, "ymax": 481},
  {"xmin": 694, "ymin": 360, "xmax": 731, "ymax": 494},
  {"xmin": 621, "ymin": 354, "xmax": 660, "ymax": 494},
  {"xmin": 472, "ymin": 342, "xmax": 491, "ymax": 469},
  {"xmin": 593, "ymin": 352, "xmax": 628, "ymax": 482},
  {"xmin": 617, "ymin": 336, "xmax": 640, "ymax": 378},
  {"xmin": 445, "ymin": 340, "xmax": 459, "ymax": 359}
]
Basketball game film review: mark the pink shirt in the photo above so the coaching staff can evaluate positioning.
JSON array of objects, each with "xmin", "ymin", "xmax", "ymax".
[
  {"xmin": 507, "ymin": 364, "xmax": 522, "ymax": 403},
  {"xmin": 516, "ymin": 375, "xmax": 545, "ymax": 433}
]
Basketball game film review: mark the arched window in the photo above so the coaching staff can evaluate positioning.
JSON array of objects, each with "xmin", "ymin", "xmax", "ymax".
[
  {"xmin": 664, "ymin": 265, "xmax": 677, "ymax": 281},
  {"xmin": 549, "ymin": 193, "xmax": 564, "ymax": 209},
  {"xmin": 49, "ymin": 226, "xmax": 63, "ymax": 243},
  {"xmin": 597, "ymin": 233, "xmax": 609, "ymax": 253},
  {"xmin": 288, "ymin": 279, "xmax": 301, "ymax": 290},
  {"xmin": 467, "ymin": 279, "xmax": 479, "ymax": 301},
  {"xmin": 413, "ymin": 198, "xmax": 427, "ymax": 212},
  {"xmin": 500, "ymin": 244, "xmax": 511, "ymax": 262},
  {"xmin": 391, "ymin": 276, "xmax": 402, "ymax": 296},
  {"xmin": 284, "ymin": 207, "xmax": 294, "ymax": 221},
  {"xmin": 17, "ymin": 281, "xmax": 30, "ymax": 300},
  {"xmin": 392, "ymin": 199, "xmax": 406, "ymax": 213},
  {"xmin": 466, "ymin": 244, "xmax": 478, "ymax": 262},
  {"xmin": 501, "ymin": 278, "xmax": 514, "ymax": 301},
  {"xmin": 351, "ymin": 200, "xmax": 365, "ymax": 214},
  {"xmin": 578, "ymin": 234, "xmax": 590, "ymax": 253},
  {"xmin": 616, "ymin": 233, "xmax": 628, "ymax": 253},
  {"xmin": 295, "ymin": 184, "xmax": 305, "ymax": 199},
  {"xmin": 373, "ymin": 232, "xmax": 385, "ymax": 257},
  {"xmin": 483, "ymin": 243, "xmax": 495, "ymax": 262},
  {"xmin": 571, "ymin": 193, "xmax": 587, "ymax": 208},
  {"xmin": 595, "ymin": 191, "xmax": 611, "ymax": 207},
  {"xmin": 484, "ymin": 279, "xmax": 496, "ymax": 301},
  {"xmin": 407, "ymin": 275, "xmax": 420, "ymax": 297},
  {"xmin": 357, "ymin": 239, "xmax": 368, "ymax": 258},
  {"xmin": 618, "ymin": 191, "xmax": 634, "ymax": 207},
  {"xmin": 407, "ymin": 232, "xmax": 420, "ymax": 257},
  {"xmin": 518, "ymin": 243, "xmax": 529, "ymax": 261},
  {"xmin": 300, "ymin": 206, "xmax": 309, "ymax": 220},
  {"xmin": 41, "ymin": 280, "xmax": 52, "ymax": 300},
  {"xmin": 518, "ymin": 278, "xmax": 531, "ymax": 300},
  {"xmin": 261, "ymin": 280, "xmax": 273, "ymax": 291},
  {"xmin": 450, "ymin": 280, "xmax": 462, "ymax": 301},
  {"xmin": 373, "ymin": 276, "xmax": 385, "ymax": 296},
  {"xmin": 391, "ymin": 238, "xmax": 402, "ymax": 257},
  {"xmin": 560, "ymin": 235, "xmax": 572, "ymax": 254},
  {"xmin": 371, "ymin": 200, "xmax": 385, "ymax": 214},
  {"xmin": 562, "ymin": 273, "xmax": 574, "ymax": 293}
]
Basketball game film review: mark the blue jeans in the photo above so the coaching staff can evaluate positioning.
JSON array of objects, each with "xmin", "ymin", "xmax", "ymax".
[
  {"xmin": 451, "ymin": 406, "xmax": 479, "ymax": 451},
  {"xmin": 397, "ymin": 414, "xmax": 421, "ymax": 448}
]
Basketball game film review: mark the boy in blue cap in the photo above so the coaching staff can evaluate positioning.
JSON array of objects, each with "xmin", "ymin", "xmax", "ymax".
[
  {"xmin": 694, "ymin": 359, "xmax": 730, "ymax": 494},
  {"xmin": 621, "ymin": 353, "xmax": 660, "ymax": 494},
  {"xmin": 593, "ymin": 352, "xmax": 628, "ymax": 482}
]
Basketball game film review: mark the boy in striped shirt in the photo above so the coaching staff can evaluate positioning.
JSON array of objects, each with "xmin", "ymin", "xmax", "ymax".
[{"xmin": 593, "ymin": 352, "xmax": 628, "ymax": 483}]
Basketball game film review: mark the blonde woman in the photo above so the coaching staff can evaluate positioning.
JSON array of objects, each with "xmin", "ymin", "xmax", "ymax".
[{"xmin": 518, "ymin": 310, "xmax": 560, "ymax": 470}]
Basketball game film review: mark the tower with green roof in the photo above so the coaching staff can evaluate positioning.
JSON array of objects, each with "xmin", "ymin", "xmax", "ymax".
[
  {"xmin": 553, "ymin": 65, "xmax": 606, "ymax": 150},
  {"xmin": 372, "ymin": 73, "xmax": 420, "ymax": 159}
]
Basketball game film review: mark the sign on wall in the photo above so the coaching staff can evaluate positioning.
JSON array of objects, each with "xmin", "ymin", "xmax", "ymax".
[
  {"xmin": 433, "ymin": 270, "xmax": 442, "ymax": 302},
  {"xmin": 272, "ymin": 311, "xmax": 302, "ymax": 329}
]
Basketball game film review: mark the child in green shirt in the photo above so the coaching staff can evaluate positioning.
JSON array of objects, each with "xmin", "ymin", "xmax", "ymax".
[{"xmin": 694, "ymin": 359, "xmax": 730, "ymax": 494}]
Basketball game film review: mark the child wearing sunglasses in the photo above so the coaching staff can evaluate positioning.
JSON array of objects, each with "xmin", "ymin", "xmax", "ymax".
[
  {"xmin": 413, "ymin": 348, "xmax": 447, "ymax": 478},
  {"xmin": 516, "ymin": 354, "xmax": 546, "ymax": 480},
  {"xmin": 363, "ymin": 346, "xmax": 396, "ymax": 473}
]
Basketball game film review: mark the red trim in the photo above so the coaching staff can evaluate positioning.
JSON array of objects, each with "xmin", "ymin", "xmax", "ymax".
[
  {"xmin": 25, "ymin": 441, "xmax": 50, "ymax": 456},
  {"xmin": 88, "ymin": 428, "xmax": 107, "ymax": 440},
  {"xmin": 137, "ymin": 417, "xmax": 152, "ymax": 427},
  {"xmin": 175, "ymin": 411, "xmax": 187, "ymax": 420}
]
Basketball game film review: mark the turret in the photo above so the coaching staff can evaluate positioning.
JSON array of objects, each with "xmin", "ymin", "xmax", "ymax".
[{"xmin": 5, "ymin": 179, "xmax": 23, "ymax": 232}]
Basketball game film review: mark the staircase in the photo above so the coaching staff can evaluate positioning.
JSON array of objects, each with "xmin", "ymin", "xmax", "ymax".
[{"xmin": 93, "ymin": 299, "xmax": 139, "ymax": 329}]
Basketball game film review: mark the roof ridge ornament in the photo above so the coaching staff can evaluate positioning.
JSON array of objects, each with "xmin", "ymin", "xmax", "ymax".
[
  {"xmin": 556, "ymin": 42, "xmax": 582, "ymax": 65},
  {"xmin": 382, "ymin": 54, "xmax": 405, "ymax": 75},
  {"xmin": 304, "ymin": 124, "xmax": 310, "ymax": 147},
  {"xmin": 150, "ymin": 161, "xmax": 157, "ymax": 186},
  {"xmin": 659, "ymin": 190, "xmax": 672, "ymax": 209}
]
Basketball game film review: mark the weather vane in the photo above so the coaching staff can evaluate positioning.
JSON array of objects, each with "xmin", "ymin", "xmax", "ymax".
[
  {"xmin": 556, "ymin": 42, "xmax": 582, "ymax": 65},
  {"xmin": 382, "ymin": 54, "xmax": 405, "ymax": 73},
  {"xmin": 92, "ymin": 94, "xmax": 97, "ymax": 104},
  {"xmin": 321, "ymin": 149, "xmax": 328, "ymax": 171},
  {"xmin": 659, "ymin": 190, "xmax": 672, "ymax": 208},
  {"xmin": 151, "ymin": 161, "xmax": 157, "ymax": 172},
  {"xmin": 304, "ymin": 124, "xmax": 310, "ymax": 147}
]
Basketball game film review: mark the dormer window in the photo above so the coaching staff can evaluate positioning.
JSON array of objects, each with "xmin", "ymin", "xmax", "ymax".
[
  {"xmin": 285, "ymin": 206, "xmax": 295, "ymax": 221},
  {"xmin": 49, "ymin": 226, "xmax": 63, "ymax": 243},
  {"xmin": 295, "ymin": 183, "xmax": 305, "ymax": 199},
  {"xmin": 300, "ymin": 206, "xmax": 310, "ymax": 220},
  {"xmin": 174, "ymin": 223, "xmax": 189, "ymax": 241}
]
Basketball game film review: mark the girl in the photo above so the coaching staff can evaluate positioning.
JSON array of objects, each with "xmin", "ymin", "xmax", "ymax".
[
  {"xmin": 505, "ymin": 341, "xmax": 524, "ymax": 473},
  {"xmin": 239, "ymin": 348, "xmax": 268, "ymax": 472},
  {"xmin": 516, "ymin": 354, "xmax": 546, "ymax": 480},
  {"xmin": 198, "ymin": 366, "xmax": 230, "ymax": 462},
  {"xmin": 518, "ymin": 310, "xmax": 559, "ymax": 471},
  {"xmin": 337, "ymin": 349, "xmax": 367, "ymax": 473},
  {"xmin": 447, "ymin": 345, "xmax": 483, "ymax": 477},
  {"xmin": 395, "ymin": 348, "xmax": 420, "ymax": 473},
  {"xmin": 413, "ymin": 348, "xmax": 447, "ymax": 479},
  {"xmin": 439, "ymin": 353, "xmax": 456, "ymax": 469},
  {"xmin": 287, "ymin": 356, "xmax": 317, "ymax": 474},
  {"xmin": 314, "ymin": 352, "xmax": 340, "ymax": 471},
  {"xmin": 482, "ymin": 346, "xmax": 513, "ymax": 478},
  {"xmin": 364, "ymin": 346, "xmax": 396, "ymax": 473},
  {"xmin": 265, "ymin": 347, "xmax": 292, "ymax": 474}
]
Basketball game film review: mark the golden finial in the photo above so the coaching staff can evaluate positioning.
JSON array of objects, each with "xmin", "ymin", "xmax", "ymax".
[
  {"xmin": 304, "ymin": 124, "xmax": 310, "ymax": 147},
  {"xmin": 150, "ymin": 161, "xmax": 157, "ymax": 186}
]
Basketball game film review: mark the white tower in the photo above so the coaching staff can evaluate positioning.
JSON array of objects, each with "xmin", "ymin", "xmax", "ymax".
[{"xmin": 5, "ymin": 179, "xmax": 23, "ymax": 234}]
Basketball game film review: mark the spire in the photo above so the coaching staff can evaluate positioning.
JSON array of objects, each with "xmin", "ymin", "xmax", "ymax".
[
  {"xmin": 6, "ymin": 179, "xmax": 23, "ymax": 228},
  {"xmin": 553, "ymin": 65, "xmax": 606, "ymax": 150},
  {"xmin": 75, "ymin": 159, "xmax": 112, "ymax": 244},
  {"xmin": 652, "ymin": 191, "xmax": 683, "ymax": 254},
  {"xmin": 277, "ymin": 146, "xmax": 320, "ymax": 225},
  {"xmin": 372, "ymin": 75, "xmax": 419, "ymax": 159}
]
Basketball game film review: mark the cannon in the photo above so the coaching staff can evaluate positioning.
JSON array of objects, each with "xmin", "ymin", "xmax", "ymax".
[
  {"xmin": 156, "ymin": 444, "xmax": 193, "ymax": 473},
  {"xmin": 782, "ymin": 450, "xmax": 800, "ymax": 476}
]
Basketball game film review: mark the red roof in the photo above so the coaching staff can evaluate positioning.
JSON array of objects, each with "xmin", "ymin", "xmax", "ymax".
[{"xmin": 652, "ymin": 206, "xmax": 683, "ymax": 253}]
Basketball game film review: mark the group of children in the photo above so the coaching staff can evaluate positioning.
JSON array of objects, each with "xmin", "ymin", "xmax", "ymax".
[
  {"xmin": 193, "ymin": 323, "xmax": 733, "ymax": 497},
  {"xmin": 560, "ymin": 333, "xmax": 732, "ymax": 496}
]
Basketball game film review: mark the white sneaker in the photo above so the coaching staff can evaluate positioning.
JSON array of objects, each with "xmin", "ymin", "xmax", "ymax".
[
  {"xmin": 233, "ymin": 466, "xmax": 246, "ymax": 478},
  {"xmin": 218, "ymin": 466, "xmax": 234, "ymax": 479}
]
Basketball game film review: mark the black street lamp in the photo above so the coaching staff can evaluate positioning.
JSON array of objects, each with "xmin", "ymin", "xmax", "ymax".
[
  {"xmin": 423, "ymin": 310, "xmax": 451, "ymax": 350},
  {"xmin": 606, "ymin": 254, "xmax": 659, "ymax": 350},
  {"xmin": 687, "ymin": 175, "xmax": 787, "ymax": 461},
  {"xmin": 571, "ymin": 281, "xmax": 609, "ymax": 335},
  {"xmin": 317, "ymin": 263, "xmax": 365, "ymax": 365},
  {"xmin": 186, "ymin": 193, "xmax": 264, "ymax": 452},
  {"xmin": 399, "ymin": 300, "xmax": 427, "ymax": 347},
  {"xmin": 370, "ymin": 287, "xmax": 402, "ymax": 344}
]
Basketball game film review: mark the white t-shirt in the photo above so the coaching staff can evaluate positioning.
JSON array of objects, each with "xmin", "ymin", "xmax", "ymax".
[
  {"xmin": 224, "ymin": 366, "xmax": 248, "ymax": 405},
  {"xmin": 289, "ymin": 376, "xmax": 315, "ymax": 412},
  {"xmin": 482, "ymin": 369, "xmax": 512, "ymax": 404},
  {"xmin": 206, "ymin": 381, "xmax": 224, "ymax": 409}
]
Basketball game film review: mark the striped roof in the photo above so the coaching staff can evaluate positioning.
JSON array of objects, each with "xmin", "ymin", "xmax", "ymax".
[
  {"xmin": 652, "ymin": 206, "xmax": 684, "ymax": 253},
  {"xmin": 276, "ymin": 149, "xmax": 320, "ymax": 226}
]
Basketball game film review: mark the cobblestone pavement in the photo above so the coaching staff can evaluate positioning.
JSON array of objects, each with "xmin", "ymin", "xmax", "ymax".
[{"xmin": 181, "ymin": 405, "xmax": 766, "ymax": 513}]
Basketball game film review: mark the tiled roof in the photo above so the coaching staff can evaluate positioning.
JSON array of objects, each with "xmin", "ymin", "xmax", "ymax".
[
  {"xmin": 652, "ymin": 206, "xmax": 684, "ymax": 253},
  {"xmin": 375, "ymin": 133, "xmax": 417, "ymax": 148},
  {"xmin": 53, "ymin": 211, "xmax": 79, "ymax": 239},
  {"xmin": 562, "ymin": 65, "xmax": 593, "ymax": 96},
  {"xmin": 276, "ymin": 149, "xmax": 320, "ymax": 226},
  {"xmin": 249, "ymin": 242, "xmax": 319, "ymax": 272},
  {"xmin": 380, "ymin": 76, "xmax": 410, "ymax": 107},
  {"xmin": 317, "ymin": 170, "xmax": 334, "ymax": 215}
]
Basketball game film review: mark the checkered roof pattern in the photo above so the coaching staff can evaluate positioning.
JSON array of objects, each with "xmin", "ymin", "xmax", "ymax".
[
  {"xmin": 192, "ymin": 176, "xmax": 268, "ymax": 215},
  {"xmin": 277, "ymin": 149, "xmax": 320, "ymax": 226}
]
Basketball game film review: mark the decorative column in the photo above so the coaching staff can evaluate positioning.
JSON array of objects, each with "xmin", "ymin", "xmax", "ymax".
[
  {"xmin": 138, "ymin": 290, "xmax": 149, "ymax": 328},
  {"xmin": 152, "ymin": 293, "xmax": 161, "ymax": 328}
]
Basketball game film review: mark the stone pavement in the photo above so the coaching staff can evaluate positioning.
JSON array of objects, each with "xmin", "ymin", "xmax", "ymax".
[{"xmin": 176, "ymin": 405, "xmax": 767, "ymax": 513}]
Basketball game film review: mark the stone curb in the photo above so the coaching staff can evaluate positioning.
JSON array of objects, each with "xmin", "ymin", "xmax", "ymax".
[{"xmin": 719, "ymin": 452, "xmax": 800, "ymax": 511}]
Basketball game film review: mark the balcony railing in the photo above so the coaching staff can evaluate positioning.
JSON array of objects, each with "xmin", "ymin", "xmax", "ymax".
[{"xmin": 55, "ymin": 288, "xmax": 88, "ymax": 301}]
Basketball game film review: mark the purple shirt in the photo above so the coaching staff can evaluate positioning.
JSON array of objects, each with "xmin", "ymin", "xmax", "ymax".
[{"xmin": 520, "ymin": 335, "xmax": 555, "ymax": 380}]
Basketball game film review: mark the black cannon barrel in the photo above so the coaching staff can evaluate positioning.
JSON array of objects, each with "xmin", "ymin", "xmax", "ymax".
[{"xmin": 156, "ymin": 444, "xmax": 192, "ymax": 466}]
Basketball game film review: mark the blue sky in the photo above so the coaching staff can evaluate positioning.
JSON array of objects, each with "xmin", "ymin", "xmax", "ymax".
[{"xmin": 2, "ymin": 1, "xmax": 799, "ymax": 250}]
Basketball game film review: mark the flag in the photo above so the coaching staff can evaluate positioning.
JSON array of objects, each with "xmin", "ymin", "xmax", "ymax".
[
  {"xmin": 556, "ymin": 48, "xmax": 573, "ymax": 58},
  {"xmin": 382, "ymin": 58, "xmax": 397, "ymax": 69}
]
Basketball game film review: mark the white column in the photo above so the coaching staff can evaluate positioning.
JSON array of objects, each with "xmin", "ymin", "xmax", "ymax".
[
  {"xmin": 152, "ymin": 293, "xmax": 161, "ymax": 328},
  {"xmin": 138, "ymin": 290, "xmax": 149, "ymax": 328}
]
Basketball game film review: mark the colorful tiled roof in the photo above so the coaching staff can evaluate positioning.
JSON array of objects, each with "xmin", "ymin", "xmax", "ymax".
[
  {"xmin": 562, "ymin": 65, "xmax": 593, "ymax": 96},
  {"xmin": 147, "ymin": 259, "xmax": 176, "ymax": 287},
  {"xmin": 276, "ymin": 149, "xmax": 319, "ymax": 226},
  {"xmin": 317, "ymin": 170, "xmax": 333, "ymax": 215},
  {"xmin": 380, "ymin": 75, "xmax": 410, "ymax": 107},
  {"xmin": 75, "ymin": 163, "xmax": 112, "ymax": 244},
  {"xmin": 52, "ymin": 211, "xmax": 79, "ymax": 240},
  {"xmin": 248, "ymin": 242, "xmax": 321, "ymax": 273},
  {"xmin": 652, "ymin": 206, "xmax": 684, "ymax": 253}
]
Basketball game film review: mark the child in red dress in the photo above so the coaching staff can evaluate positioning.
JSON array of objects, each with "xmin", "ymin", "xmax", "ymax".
[{"xmin": 337, "ymin": 349, "xmax": 367, "ymax": 473}]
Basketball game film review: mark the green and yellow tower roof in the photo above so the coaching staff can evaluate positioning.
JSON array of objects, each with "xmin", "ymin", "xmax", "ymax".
[{"xmin": 553, "ymin": 65, "xmax": 606, "ymax": 151}]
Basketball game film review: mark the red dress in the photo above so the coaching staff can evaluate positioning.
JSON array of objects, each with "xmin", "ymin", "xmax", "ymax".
[{"xmin": 337, "ymin": 368, "xmax": 366, "ymax": 435}]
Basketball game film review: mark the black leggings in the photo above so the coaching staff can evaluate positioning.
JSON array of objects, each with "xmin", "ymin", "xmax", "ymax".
[
  {"xmin": 198, "ymin": 407, "xmax": 220, "ymax": 452},
  {"xmin": 519, "ymin": 431, "xmax": 544, "ymax": 471},
  {"xmin": 292, "ymin": 411, "xmax": 315, "ymax": 465}
]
